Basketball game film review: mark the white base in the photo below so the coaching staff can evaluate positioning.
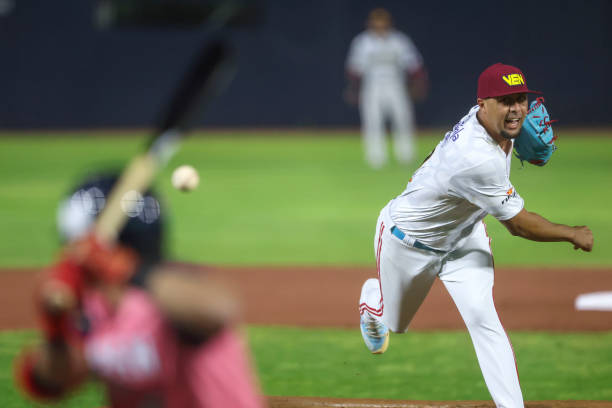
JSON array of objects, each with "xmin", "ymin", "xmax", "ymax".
[{"xmin": 574, "ymin": 291, "xmax": 612, "ymax": 311}]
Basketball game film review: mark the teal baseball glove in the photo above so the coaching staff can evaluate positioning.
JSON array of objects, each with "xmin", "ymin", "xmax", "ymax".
[{"xmin": 514, "ymin": 97, "xmax": 557, "ymax": 166}]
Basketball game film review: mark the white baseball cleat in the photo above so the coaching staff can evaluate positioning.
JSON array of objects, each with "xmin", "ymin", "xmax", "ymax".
[{"xmin": 360, "ymin": 311, "xmax": 389, "ymax": 354}]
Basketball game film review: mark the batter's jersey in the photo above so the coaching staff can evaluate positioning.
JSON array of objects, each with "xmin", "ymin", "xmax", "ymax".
[
  {"xmin": 389, "ymin": 105, "xmax": 524, "ymax": 251},
  {"xmin": 346, "ymin": 29, "xmax": 423, "ymax": 86},
  {"xmin": 82, "ymin": 288, "xmax": 263, "ymax": 408}
]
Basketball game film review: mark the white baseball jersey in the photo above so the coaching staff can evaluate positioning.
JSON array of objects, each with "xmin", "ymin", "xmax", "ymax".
[
  {"xmin": 360, "ymin": 104, "xmax": 526, "ymax": 408},
  {"xmin": 346, "ymin": 29, "xmax": 423, "ymax": 86},
  {"xmin": 346, "ymin": 29, "xmax": 423, "ymax": 168},
  {"xmin": 389, "ymin": 105, "xmax": 524, "ymax": 251}
]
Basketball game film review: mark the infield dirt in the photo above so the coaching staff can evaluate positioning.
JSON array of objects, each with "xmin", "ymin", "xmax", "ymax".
[{"xmin": 1, "ymin": 265, "xmax": 610, "ymax": 331}]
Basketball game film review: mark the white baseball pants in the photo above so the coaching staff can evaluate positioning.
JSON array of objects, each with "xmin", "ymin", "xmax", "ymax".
[
  {"xmin": 359, "ymin": 81, "xmax": 415, "ymax": 169},
  {"xmin": 360, "ymin": 205, "xmax": 524, "ymax": 408}
]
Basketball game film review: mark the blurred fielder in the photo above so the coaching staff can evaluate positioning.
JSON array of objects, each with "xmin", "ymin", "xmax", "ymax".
[
  {"xmin": 358, "ymin": 63, "xmax": 593, "ymax": 407},
  {"xmin": 345, "ymin": 8, "xmax": 428, "ymax": 169},
  {"xmin": 16, "ymin": 173, "xmax": 264, "ymax": 408}
]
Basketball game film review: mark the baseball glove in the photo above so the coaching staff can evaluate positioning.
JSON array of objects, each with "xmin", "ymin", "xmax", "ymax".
[{"xmin": 514, "ymin": 97, "xmax": 557, "ymax": 166}]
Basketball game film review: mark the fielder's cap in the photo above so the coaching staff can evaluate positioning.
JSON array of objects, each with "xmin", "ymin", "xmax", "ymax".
[{"xmin": 477, "ymin": 63, "xmax": 541, "ymax": 99}]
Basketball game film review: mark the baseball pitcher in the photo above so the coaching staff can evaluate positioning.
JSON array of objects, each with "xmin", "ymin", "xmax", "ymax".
[{"xmin": 359, "ymin": 63, "xmax": 593, "ymax": 408}]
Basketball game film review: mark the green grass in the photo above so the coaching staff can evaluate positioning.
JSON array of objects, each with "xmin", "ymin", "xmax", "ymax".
[
  {"xmin": 250, "ymin": 327, "xmax": 612, "ymax": 401},
  {"xmin": 2, "ymin": 327, "xmax": 611, "ymax": 406},
  {"xmin": 0, "ymin": 131, "xmax": 611, "ymax": 268},
  {"xmin": 0, "ymin": 331, "xmax": 105, "ymax": 407}
]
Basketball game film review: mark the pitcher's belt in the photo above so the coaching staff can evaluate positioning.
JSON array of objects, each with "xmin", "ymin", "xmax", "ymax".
[{"xmin": 390, "ymin": 226, "xmax": 446, "ymax": 255}]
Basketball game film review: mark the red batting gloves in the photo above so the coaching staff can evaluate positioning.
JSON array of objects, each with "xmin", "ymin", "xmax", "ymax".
[{"xmin": 66, "ymin": 233, "xmax": 139, "ymax": 285}]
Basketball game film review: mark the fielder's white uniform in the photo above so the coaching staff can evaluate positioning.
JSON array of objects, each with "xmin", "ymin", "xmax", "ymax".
[
  {"xmin": 360, "ymin": 105, "xmax": 525, "ymax": 408},
  {"xmin": 346, "ymin": 29, "xmax": 423, "ymax": 168}
]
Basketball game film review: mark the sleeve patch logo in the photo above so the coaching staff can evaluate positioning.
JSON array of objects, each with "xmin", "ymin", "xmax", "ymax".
[
  {"xmin": 501, "ymin": 188, "xmax": 517, "ymax": 205},
  {"xmin": 502, "ymin": 74, "xmax": 524, "ymax": 86}
]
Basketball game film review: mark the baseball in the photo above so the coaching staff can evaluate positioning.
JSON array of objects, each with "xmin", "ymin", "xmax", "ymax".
[{"xmin": 171, "ymin": 165, "xmax": 199, "ymax": 192}]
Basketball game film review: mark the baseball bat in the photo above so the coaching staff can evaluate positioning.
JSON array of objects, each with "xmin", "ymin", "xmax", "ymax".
[{"xmin": 95, "ymin": 40, "xmax": 236, "ymax": 244}]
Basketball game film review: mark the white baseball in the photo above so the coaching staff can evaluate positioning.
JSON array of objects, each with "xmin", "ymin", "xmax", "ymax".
[{"xmin": 171, "ymin": 165, "xmax": 199, "ymax": 191}]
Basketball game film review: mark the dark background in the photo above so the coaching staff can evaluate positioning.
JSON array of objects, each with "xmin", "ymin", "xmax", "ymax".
[{"xmin": 2, "ymin": 0, "xmax": 611, "ymax": 129}]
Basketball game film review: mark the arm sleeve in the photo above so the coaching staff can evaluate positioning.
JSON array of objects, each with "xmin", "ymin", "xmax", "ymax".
[
  {"xmin": 449, "ymin": 158, "xmax": 524, "ymax": 221},
  {"xmin": 345, "ymin": 35, "xmax": 365, "ymax": 75},
  {"xmin": 397, "ymin": 33, "xmax": 423, "ymax": 74}
]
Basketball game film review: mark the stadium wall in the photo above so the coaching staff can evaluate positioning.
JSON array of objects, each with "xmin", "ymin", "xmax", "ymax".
[{"xmin": 2, "ymin": 0, "xmax": 610, "ymax": 128}]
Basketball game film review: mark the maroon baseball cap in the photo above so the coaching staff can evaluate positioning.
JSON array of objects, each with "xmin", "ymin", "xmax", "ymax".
[{"xmin": 477, "ymin": 63, "xmax": 541, "ymax": 99}]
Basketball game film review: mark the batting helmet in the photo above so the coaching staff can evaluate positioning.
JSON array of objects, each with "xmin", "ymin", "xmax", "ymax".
[{"xmin": 57, "ymin": 172, "xmax": 165, "ymax": 283}]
